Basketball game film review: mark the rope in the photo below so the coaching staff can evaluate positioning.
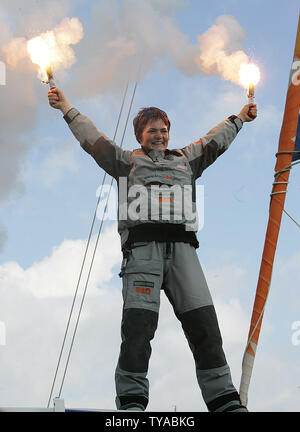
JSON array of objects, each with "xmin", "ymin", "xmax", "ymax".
[
  {"xmin": 268, "ymin": 153, "xmax": 300, "ymax": 229},
  {"xmin": 243, "ymin": 152, "xmax": 300, "ymax": 360},
  {"xmin": 54, "ymin": 77, "xmax": 139, "ymax": 403},
  {"xmin": 240, "ymin": 151, "xmax": 300, "ymax": 404},
  {"xmin": 243, "ymin": 285, "xmax": 270, "ymax": 356},
  {"xmin": 47, "ymin": 81, "xmax": 129, "ymax": 408},
  {"xmin": 270, "ymin": 153, "xmax": 300, "ymax": 197}
]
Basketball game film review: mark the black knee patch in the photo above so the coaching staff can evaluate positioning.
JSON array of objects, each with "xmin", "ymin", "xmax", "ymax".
[
  {"xmin": 207, "ymin": 391, "xmax": 241, "ymax": 412},
  {"xmin": 119, "ymin": 308, "xmax": 158, "ymax": 373},
  {"xmin": 119, "ymin": 395, "xmax": 148, "ymax": 410},
  {"xmin": 179, "ymin": 305, "xmax": 226, "ymax": 370}
]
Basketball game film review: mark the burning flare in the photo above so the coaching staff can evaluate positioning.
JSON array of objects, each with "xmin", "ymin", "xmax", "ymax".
[
  {"xmin": 26, "ymin": 17, "xmax": 83, "ymax": 83},
  {"xmin": 239, "ymin": 62, "xmax": 260, "ymax": 87},
  {"xmin": 27, "ymin": 36, "xmax": 52, "ymax": 82},
  {"xmin": 239, "ymin": 63, "xmax": 261, "ymax": 102}
]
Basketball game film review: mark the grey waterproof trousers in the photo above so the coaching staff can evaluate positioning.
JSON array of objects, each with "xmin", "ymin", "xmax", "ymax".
[{"xmin": 115, "ymin": 241, "xmax": 241, "ymax": 411}]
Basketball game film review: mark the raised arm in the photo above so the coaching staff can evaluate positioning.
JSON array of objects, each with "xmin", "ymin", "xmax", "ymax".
[
  {"xmin": 48, "ymin": 88, "xmax": 132, "ymax": 179},
  {"xmin": 181, "ymin": 103, "xmax": 257, "ymax": 179}
]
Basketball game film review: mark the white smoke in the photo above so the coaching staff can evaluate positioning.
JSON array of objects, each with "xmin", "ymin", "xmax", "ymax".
[
  {"xmin": 195, "ymin": 15, "xmax": 250, "ymax": 85},
  {"xmin": 66, "ymin": 2, "xmax": 252, "ymax": 98},
  {"xmin": 1, "ymin": 2, "xmax": 251, "ymax": 92},
  {"xmin": 3, "ymin": 17, "xmax": 84, "ymax": 75},
  {"xmin": 0, "ymin": 0, "xmax": 73, "ymax": 251}
]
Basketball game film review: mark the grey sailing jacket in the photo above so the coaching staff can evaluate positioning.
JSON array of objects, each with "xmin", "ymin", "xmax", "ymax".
[{"xmin": 63, "ymin": 108, "xmax": 243, "ymax": 246}]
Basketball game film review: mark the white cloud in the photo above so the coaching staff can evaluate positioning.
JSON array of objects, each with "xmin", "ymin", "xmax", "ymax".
[
  {"xmin": 0, "ymin": 223, "xmax": 121, "ymax": 298},
  {"xmin": 0, "ymin": 224, "xmax": 123, "ymax": 407},
  {"xmin": 30, "ymin": 139, "xmax": 80, "ymax": 188},
  {"xmin": 1, "ymin": 227, "xmax": 298, "ymax": 412},
  {"xmin": 246, "ymin": 351, "xmax": 300, "ymax": 412},
  {"xmin": 215, "ymin": 297, "xmax": 249, "ymax": 346}
]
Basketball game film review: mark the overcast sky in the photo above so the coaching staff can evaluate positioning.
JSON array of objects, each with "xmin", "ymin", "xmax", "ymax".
[{"xmin": 0, "ymin": 0, "xmax": 300, "ymax": 412}]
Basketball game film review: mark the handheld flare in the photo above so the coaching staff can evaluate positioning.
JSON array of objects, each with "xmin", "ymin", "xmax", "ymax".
[
  {"xmin": 239, "ymin": 63, "xmax": 260, "ymax": 100},
  {"xmin": 46, "ymin": 66, "xmax": 56, "ymax": 89},
  {"xmin": 247, "ymin": 82, "xmax": 255, "ymax": 103},
  {"xmin": 239, "ymin": 63, "xmax": 260, "ymax": 119}
]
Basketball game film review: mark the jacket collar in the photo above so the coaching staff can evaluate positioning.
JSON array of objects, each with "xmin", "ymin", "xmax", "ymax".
[{"xmin": 139, "ymin": 147, "xmax": 181, "ymax": 158}]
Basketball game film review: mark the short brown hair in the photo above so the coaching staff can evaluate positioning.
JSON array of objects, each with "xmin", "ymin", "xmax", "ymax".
[{"xmin": 133, "ymin": 107, "xmax": 170, "ymax": 144}]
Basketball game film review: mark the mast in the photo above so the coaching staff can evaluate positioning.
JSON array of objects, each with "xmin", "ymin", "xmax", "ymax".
[{"xmin": 239, "ymin": 15, "xmax": 300, "ymax": 407}]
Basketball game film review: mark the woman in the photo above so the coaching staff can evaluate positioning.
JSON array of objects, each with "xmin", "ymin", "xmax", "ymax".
[{"xmin": 48, "ymin": 87, "xmax": 256, "ymax": 412}]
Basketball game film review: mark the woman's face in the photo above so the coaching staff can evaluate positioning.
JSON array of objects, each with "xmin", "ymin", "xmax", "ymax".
[{"xmin": 140, "ymin": 118, "xmax": 169, "ymax": 151}]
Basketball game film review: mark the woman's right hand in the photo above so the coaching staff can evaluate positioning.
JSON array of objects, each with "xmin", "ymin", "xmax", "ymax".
[{"xmin": 48, "ymin": 88, "xmax": 72, "ymax": 115}]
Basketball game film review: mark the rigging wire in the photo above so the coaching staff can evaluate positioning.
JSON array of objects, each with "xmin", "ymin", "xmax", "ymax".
[
  {"xmin": 56, "ymin": 78, "xmax": 139, "ymax": 400},
  {"xmin": 46, "ymin": 74, "xmax": 140, "ymax": 405},
  {"xmin": 283, "ymin": 208, "xmax": 300, "ymax": 229},
  {"xmin": 47, "ymin": 81, "xmax": 129, "ymax": 408}
]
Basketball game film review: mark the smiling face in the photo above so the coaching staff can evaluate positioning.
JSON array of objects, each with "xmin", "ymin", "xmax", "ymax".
[{"xmin": 140, "ymin": 118, "xmax": 169, "ymax": 151}]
